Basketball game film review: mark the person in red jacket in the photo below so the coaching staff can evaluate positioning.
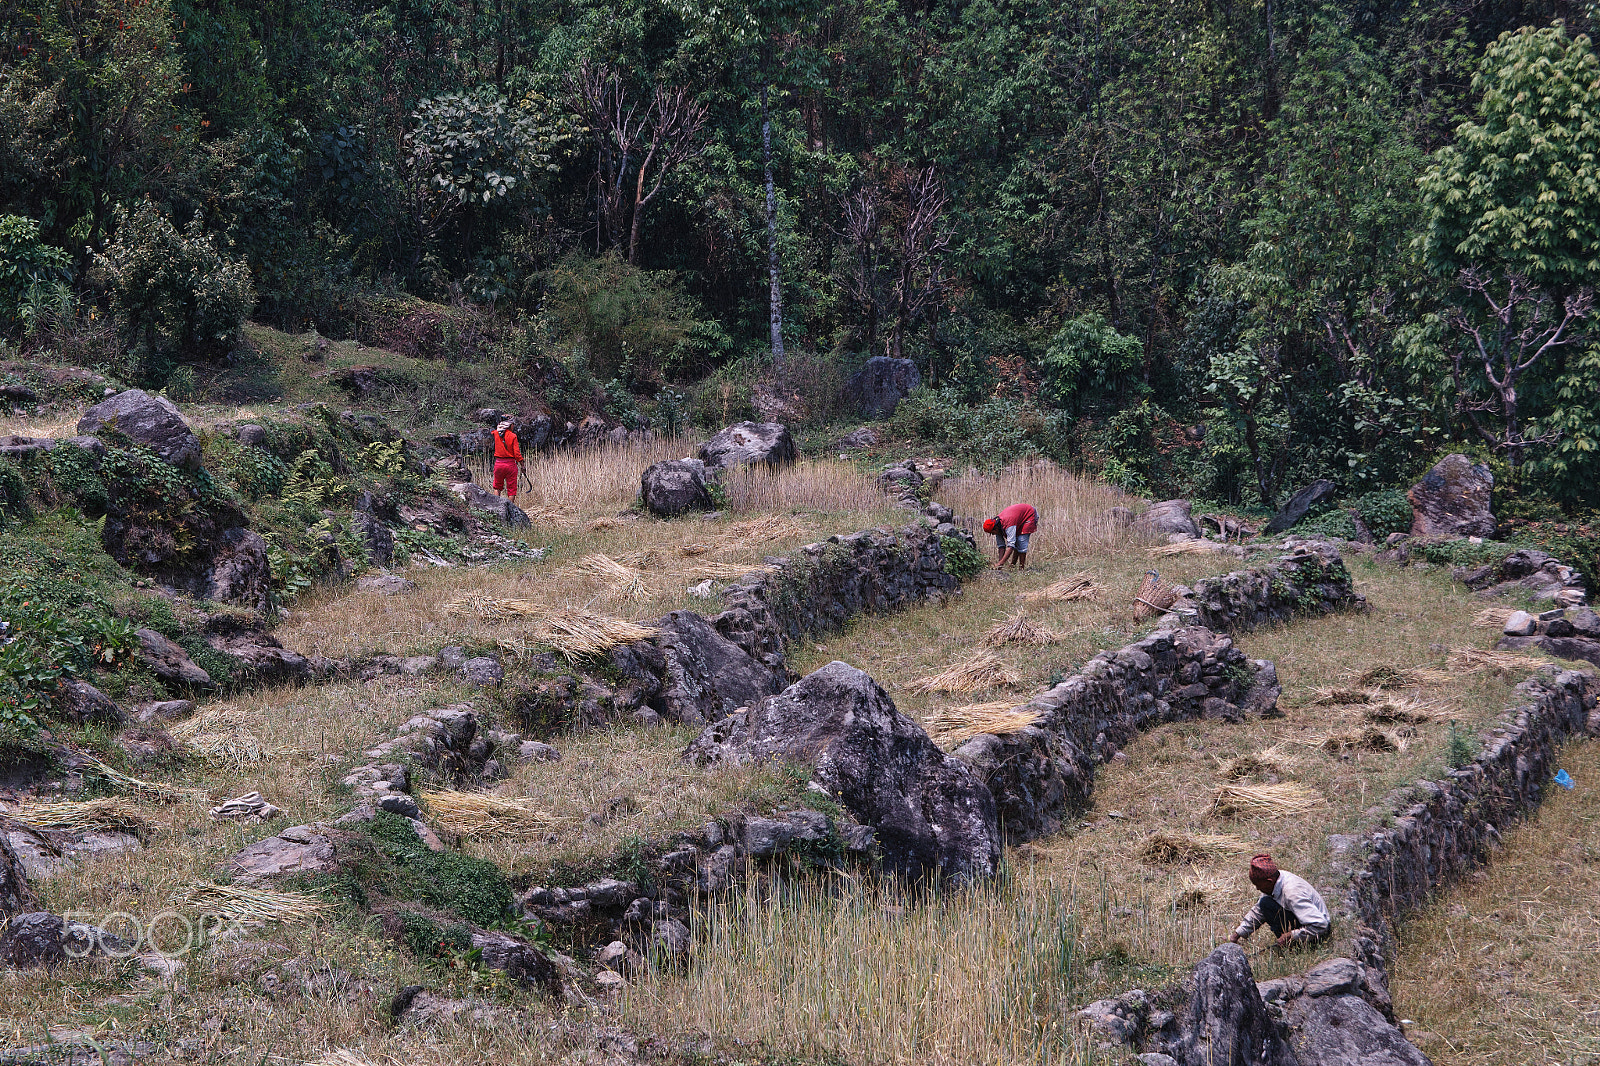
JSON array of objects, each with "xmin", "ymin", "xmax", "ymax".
[
  {"xmin": 492, "ymin": 419, "xmax": 523, "ymax": 500},
  {"xmin": 982, "ymin": 502, "xmax": 1037, "ymax": 569}
]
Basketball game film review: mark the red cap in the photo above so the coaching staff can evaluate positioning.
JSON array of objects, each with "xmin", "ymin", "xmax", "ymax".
[
  {"xmin": 983, "ymin": 517, "xmax": 999, "ymax": 533},
  {"xmin": 1249, "ymin": 853, "xmax": 1279, "ymax": 885}
]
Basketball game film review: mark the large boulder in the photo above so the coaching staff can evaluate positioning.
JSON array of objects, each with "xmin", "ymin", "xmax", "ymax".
[
  {"xmin": 134, "ymin": 628, "xmax": 213, "ymax": 688},
  {"xmin": 641, "ymin": 459, "xmax": 713, "ymax": 517},
  {"xmin": 224, "ymin": 824, "xmax": 358, "ymax": 886},
  {"xmin": 1263, "ymin": 479, "xmax": 1337, "ymax": 534},
  {"xmin": 203, "ymin": 527, "xmax": 273, "ymax": 611},
  {"xmin": 352, "ymin": 511, "xmax": 394, "ymax": 566},
  {"xmin": 76, "ymin": 389, "xmax": 202, "ymax": 471},
  {"xmin": 844, "ymin": 356, "xmax": 921, "ymax": 418},
  {"xmin": 1408, "ymin": 454, "xmax": 1495, "ymax": 538},
  {"xmin": 0, "ymin": 911, "xmax": 132, "ymax": 967},
  {"xmin": 684, "ymin": 661, "xmax": 1000, "ymax": 883},
  {"xmin": 207, "ymin": 630, "xmax": 313, "ymax": 684},
  {"xmin": 1134, "ymin": 499, "xmax": 1201, "ymax": 539},
  {"xmin": 1182, "ymin": 945, "xmax": 1299, "ymax": 1066},
  {"xmin": 448, "ymin": 482, "xmax": 531, "ymax": 528},
  {"xmin": 57, "ymin": 681, "xmax": 125, "ymax": 725},
  {"xmin": 697, "ymin": 422, "xmax": 797, "ymax": 472},
  {"xmin": 650, "ymin": 610, "xmax": 786, "ymax": 726},
  {"xmin": 1283, "ymin": 993, "xmax": 1431, "ymax": 1065}
]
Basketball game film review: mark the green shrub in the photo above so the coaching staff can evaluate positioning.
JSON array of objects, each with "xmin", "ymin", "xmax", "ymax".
[
  {"xmin": 1041, "ymin": 313, "xmax": 1144, "ymax": 410},
  {"xmin": 0, "ymin": 215, "xmax": 70, "ymax": 328},
  {"xmin": 886, "ymin": 388, "xmax": 1069, "ymax": 471},
  {"xmin": 91, "ymin": 201, "xmax": 256, "ymax": 358},
  {"xmin": 940, "ymin": 535, "xmax": 986, "ymax": 580},
  {"xmin": 541, "ymin": 251, "xmax": 715, "ymax": 384},
  {"xmin": 1349, "ymin": 489, "xmax": 1411, "ymax": 538},
  {"xmin": 0, "ymin": 458, "xmax": 31, "ymax": 529},
  {"xmin": 1297, "ymin": 509, "xmax": 1357, "ymax": 539}
]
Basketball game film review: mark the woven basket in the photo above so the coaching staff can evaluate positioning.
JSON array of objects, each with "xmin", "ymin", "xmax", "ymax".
[{"xmin": 1133, "ymin": 569, "xmax": 1178, "ymax": 619}]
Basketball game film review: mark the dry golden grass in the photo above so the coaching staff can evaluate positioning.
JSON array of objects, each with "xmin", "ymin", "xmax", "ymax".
[
  {"xmin": 1147, "ymin": 539, "xmax": 1231, "ymax": 557},
  {"xmin": 938, "ymin": 462, "xmax": 1133, "ymax": 558},
  {"xmin": 1317, "ymin": 726, "xmax": 1402, "ymax": 754},
  {"xmin": 925, "ymin": 702, "xmax": 1041, "ymax": 748},
  {"xmin": 183, "ymin": 880, "xmax": 335, "ymax": 925},
  {"xmin": 981, "ymin": 613, "xmax": 1060, "ymax": 646},
  {"xmin": 1392, "ymin": 738, "xmax": 1600, "ymax": 1065},
  {"xmin": 1217, "ymin": 745, "xmax": 1303, "ymax": 780},
  {"xmin": 906, "ymin": 651, "xmax": 1025, "ymax": 694},
  {"xmin": 1450, "ymin": 647, "xmax": 1544, "ymax": 674}
]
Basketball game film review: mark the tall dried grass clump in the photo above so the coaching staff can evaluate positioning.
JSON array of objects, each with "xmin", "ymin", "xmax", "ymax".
[
  {"xmin": 1210, "ymin": 782, "xmax": 1326, "ymax": 818},
  {"xmin": 907, "ymin": 652, "xmax": 1025, "ymax": 694},
  {"xmin": 571, "ymin": 553, "xmax": 651, "ymax": 600},
  {"xmin": 1471, "ymin": 606, "xmax": 1516, "ymax": 629},
  {"xmin": 500, "ymin": 436, "xmax": 692, "ymax": 515},
  {"xmin": 720, "ymin": 462, "xmax": 889, "ymax": 518},
  {"xmin": 925, "ymin": 702, "xmax": 1040, "ymax": 747}
]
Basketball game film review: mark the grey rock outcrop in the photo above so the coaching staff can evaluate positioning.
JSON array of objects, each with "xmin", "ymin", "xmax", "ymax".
[
  {"xmin": 684, "ymin": 661, "xmax": 1000, "ymax": 883},
  {"xmin": 1134, "ymin": 500, "xmax": 1201, "ymax": 539},
  {"xmin": 1408, "ymin": 454, "xmax": 1495, "ymax": 538},
  {"xmin": 1184, "ymin": 545, "xmax": 1366, "ymax": 632},
  {"xmin": 352, "ymin": 511, "xmax": 395, "ymax": 566},
  {"xmin": 0, "ymin": 911, "xmax": 132, "ymax": 967},
  {"xmin": 76, "ymin": 389, "xmax": 202, "ymax": 470},
  {"xmin": 206, "ymin": 629, "xmax": 312, "ymax": 685},
  {"xmin": 844, "ymin": 356, "xmax": 921, "ymax": 418},
  {"xmin": 225, "ymin": 824, "xmax": 362, "ymax": 885},
  {"xmin": 134, "ymin": 628, "xmax": 213, "ymax": 688},
  {"xmin": 651, "ymin": 610, "xmax": 786, "ymax": 725},
  {"xmin": 357, "ymin": 573, "xmax": 415, "ymax": 595},
  {"xmin": 449, "ymin": 481, "xmax": 531, "ymax": 528},
  {"xmin": 1282, "ymin": 993, "xmax": 1430, "ymax": 1065},
  {"xmin": 203, "ymin": 527, "xmax": 273, "ymax": 611},
  {"xmin": 58, "ymin": 680, "xmax": 125, "ymax": 725},
  {"xmin": 1183, "ymin": 945, "xmax": 1299, "ymax": 1066},
  {"xmin": 641, "ymin": 459, "xmax": 713, "ymax": 517},
  {"xmin": 1263, "ymin": 479, "xmax": 1336, "ymax": 534},
  {"xmin": 697, "ymin": 422, "xmax": 797, "ymax": 472}
]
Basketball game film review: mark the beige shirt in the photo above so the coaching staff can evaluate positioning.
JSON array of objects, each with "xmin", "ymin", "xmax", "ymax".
[{"xmin": 1234, "ymin": 870, "xmax": 1331, "ymax": 939}]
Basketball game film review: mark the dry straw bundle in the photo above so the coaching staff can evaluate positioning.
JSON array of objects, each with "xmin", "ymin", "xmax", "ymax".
[
  {"xmin": 1217, "ymin": 745, "xmax": 1303, "ymax": 781},
  {"xmin": 79, "ymin": 754, "xmax": 204, "ymax": 804},
  {"xmin": 184, "ymin": 881, "xmax": 334, "ymax": 925},
  {"xmin": 1139, "ymin": 831, "xmax": 1255, "ymax": 865},
  {"xmin": 1020, "ymin": 572, "xmax": 1102, "ymax": 603},
  {"xmin": 1318, "ymin": 727, "xmax": 1401, "ymax": 754},
  {"xmin": 1472, "ymin": 606, "xmax": 1517, "ymax": 629},
  {"xmin": 1451, "ymin": 646, "xmax": 1540, "ymax": 674},
  {"xmin": 11, "ymin": 797, "xmax": 157, "ymax": 835},
  {"xmin": 1356, "ymin": 663, "xmax": 1452, "ymax": 689},
  {"xmin": 727, "ymin": 515, "xmax": 807, "ymax": 542},
  {"xmin": 1312, "ymin": 686, "xmax": 1376, "ymax": 706},
  {"xmin": 422, "ymin": 789, "xmax": 559, "ymax": 838},
  {"xmin": 1363, "ymin": 695, "xmax": 1455, "ymax": 725},
  {"xmin": 447, "ymin": 596, "xmax": 655, "ymax": 660},
  {"xmin": 907, "ymin": 652, "xmax": 1025, "ymax": 694},
  {"xmin": 981, "ymin": 614, "xmax": 1059, "ymax": 647},
  {"xmin": 305, "ymin": 1053, "xmax": 381, "ymax": 1066},
  {"xmin": 572, "ymin": 553, "xmax": 651, "ymax": 600},
  {"xmin": 925, "ymin": 702, "xmax": 1041, "ymax": 747},
  {"xmin": 169, "ymin": 706, "xmax": 296, "ymax": 768},
  {"xmin": 1147, "ymin": 540, "xmax": 1225, "ymax": 557},
  {"xmin": 1132, "ymin": 570, "xmax": 1179, "ymax": 619},
  {"xmin": 1211, "ymin": 782, "xmax": 1326, "ymax": 818},
  {"xmin": 686, "ymin": 561, "xmax": 775, "ymax": 581}
]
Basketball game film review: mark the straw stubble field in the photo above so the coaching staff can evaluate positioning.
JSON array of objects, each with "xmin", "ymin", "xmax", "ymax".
[{"xmin": 0, "ymin": 440, "xmax": 1578, "ymax": 1066}]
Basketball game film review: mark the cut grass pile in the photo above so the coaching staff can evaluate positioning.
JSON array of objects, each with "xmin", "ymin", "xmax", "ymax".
[
  {"xmin": 906, "ymin": 652, "xmax": 1025, "ymax": 694},
  {"xmin": 422, "ymin": 789, "xmax": 560, "ymax": 838},
  {"xmin": 1139, "ymin": 831, "xmax": 1256, "ymax": 865},
  {"xmin": 183, "ymin": 881, "xmax": 335, "ymax": 925},
  {"xmin": 1210, "ymin": 782, "xmax": 1327, "ymax": 817},
  {"xmin": 8, "ymin": 797, "xmax": 157, "ymax": 835},
  {"xmin": 925, "ymin": 701, "xmax": 1040, "ymax": 748},
  {"xmin": 1019, "ymin": 571, "xmax": 1101, "ymax": 603},
  {"xmin": 981, "ymin": 613, "xmax": 1059, "ymax": 646}
]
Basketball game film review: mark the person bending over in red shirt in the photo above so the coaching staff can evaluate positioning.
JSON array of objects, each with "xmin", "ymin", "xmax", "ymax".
[
  {"xmin": 982, "ymin": 503, "xmax": 1037, "ymax": 569},
  {"xmin": 492, "ymin": 419, "xmax": 523, "ymax": 499}
]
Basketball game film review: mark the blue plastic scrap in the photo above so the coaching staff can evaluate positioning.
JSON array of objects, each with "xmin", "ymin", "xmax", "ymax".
[{"xmin": 1553, "ymin": 769, "xmax": 1575, "ymax": 790}]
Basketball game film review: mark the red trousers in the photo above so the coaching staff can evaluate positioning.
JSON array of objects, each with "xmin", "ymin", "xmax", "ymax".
[{"xmin": 493, "ymin": 459, "xmax": 519, "ymax": 498}]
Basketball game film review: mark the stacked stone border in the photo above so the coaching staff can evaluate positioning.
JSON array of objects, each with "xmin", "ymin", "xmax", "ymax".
[{"xmin": 1079, "ymin": 548, "xmax": 1600, "ymax": 1065}]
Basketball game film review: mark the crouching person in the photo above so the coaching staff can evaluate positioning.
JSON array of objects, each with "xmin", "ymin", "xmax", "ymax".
[{"xmin": 1228, "ymin": 853, "xmax": 1331, "ymax": 949}]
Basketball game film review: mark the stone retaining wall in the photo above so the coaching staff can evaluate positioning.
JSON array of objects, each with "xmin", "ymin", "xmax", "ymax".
[
  {"xmin": 711, "ymin": 520, "xmax": 972, "ymax": 668},
  {"xmin": 951, "ymin": 544, "xmax": 1362, "ymax": 843}
]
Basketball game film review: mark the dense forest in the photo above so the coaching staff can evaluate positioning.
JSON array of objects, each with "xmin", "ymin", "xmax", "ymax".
[{"xmin": 2, "ymin": 0, "xmax": 1599, "ymax": 518}]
